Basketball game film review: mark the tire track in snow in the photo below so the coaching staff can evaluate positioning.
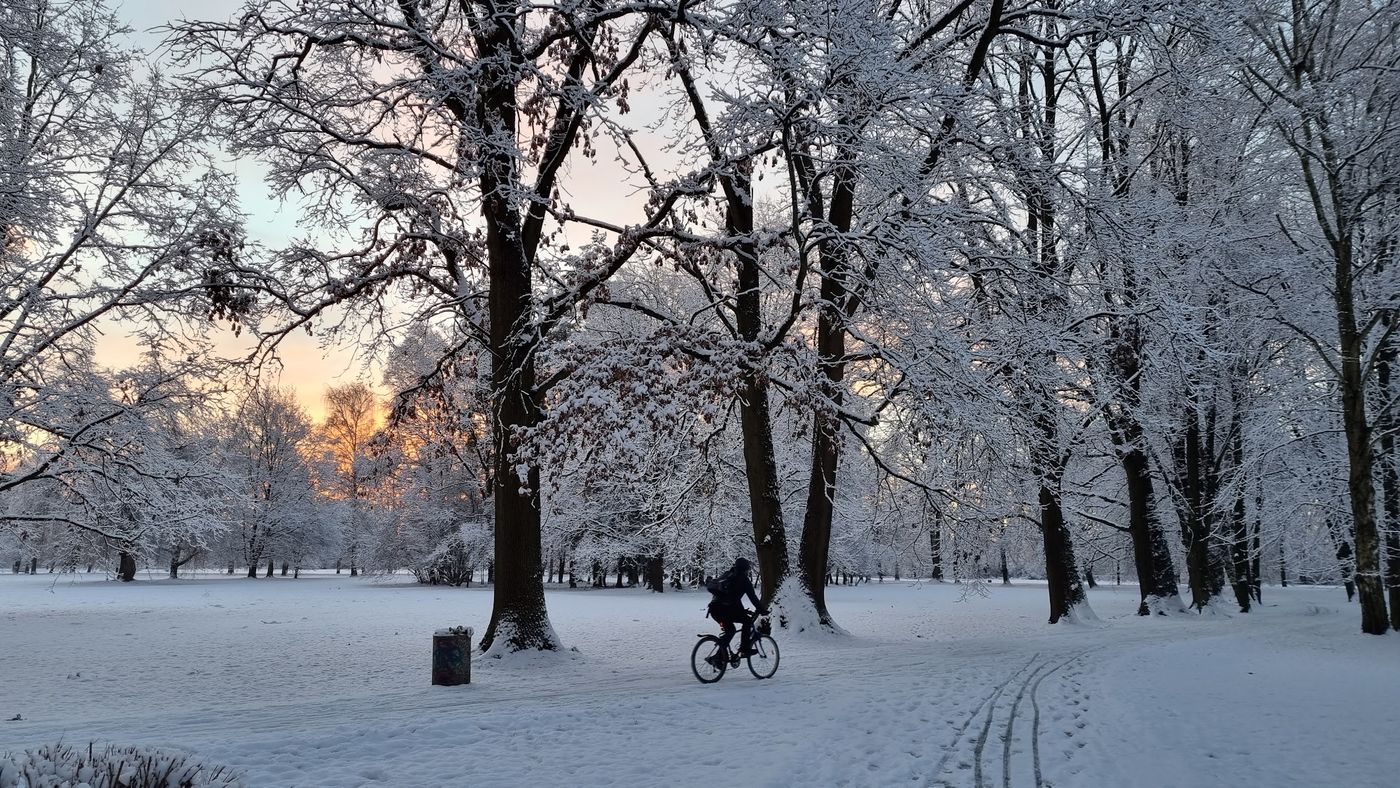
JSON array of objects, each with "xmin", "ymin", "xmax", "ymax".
[
  {"xmin": 1029, "ymin": 650, "xmax": 1089, "ymax": 788},
  {"xmin": 930, "ymin": 652, "xmax": 1038, "ymax": 788},
  {"xmin": 1001, "ymin": 661, "xmax": 1048, "ymax": 788}
]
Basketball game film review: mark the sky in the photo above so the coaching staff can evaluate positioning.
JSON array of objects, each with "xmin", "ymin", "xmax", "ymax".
[
  {"xmin": 101, "ymin": 0, "xmax": 676, "ymax": 421},
  {"xmin": 97, "ymin": 1, "xmax": 365, "ymax": 421}
]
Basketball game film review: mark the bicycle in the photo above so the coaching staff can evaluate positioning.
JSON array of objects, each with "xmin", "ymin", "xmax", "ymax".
[{"xmin": 690, "ymin": 614, "xmax": 780, "ymax": 683}]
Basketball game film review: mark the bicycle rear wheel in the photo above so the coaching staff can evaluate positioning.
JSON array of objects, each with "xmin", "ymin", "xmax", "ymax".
[
  {"xmin": 746, "ymin": 635, "xmax": 780, "ymax": 679},
  {"xmin": 691, "ymin": 635, "xmax": 727, "ymax": 683}
]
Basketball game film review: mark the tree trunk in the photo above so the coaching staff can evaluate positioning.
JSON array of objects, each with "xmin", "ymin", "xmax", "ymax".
[
  {"xmin": 1334, "ymin": 241, "xmax": 1388, "ymax": 632},
  {"xmin": 644, "ymin": 553, "xmax": 664, "ymax": 593},
  {"xmin": 169, "ymin": 545, "xmax": 198, "ymax": 580},
  {"xmin": 475, "ymin": 30, "xmax": 555, "ymax": 649},
  {"xmin": 1328, "ymin": 518, "xmax": 1358, "ymax": 602},
  {"xmin": 1120, "ymin": 445, "xmax": 1183, "ymax": 614},
  {"xmin": 1251, "ymin": 485, "xmax": 1263, "ymax": 604},
  {"xmin": 1174, "ymin": 397, "xmax": 1225, "ymax": 611},
  {"xmin": 1227, "ymin": 413, "xmax": 1252, "ymax": 613},
  {"xmin": 796, "ymin": 144, "xmax": 856, "ymax": 631},
  {"xmin": 1378, "ymin": 322, "xmax": 1400, "ymax": 629},
  {"xmin": 1038, "ymin": 478, "xmax": 1087, "ymax": 623},
  {"xmin": 117, "ymin": 552, "xmax": 136, "ymax": 582},
  {"xmin": 930, "ymin": 512, "xmax": 944, "ymax": 581},
  {"xmin": 247, "ymin": 563, "xmax": 258, "ymax": 579}
]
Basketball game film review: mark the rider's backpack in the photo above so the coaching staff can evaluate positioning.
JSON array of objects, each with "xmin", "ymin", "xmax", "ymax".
[
  {"xmin": 705, "ymin": 575, "xmax": 725, "ymax": 597},
  {"xmin": 707, "ymin": 570, "xmax": 741, "ymax": 601}
]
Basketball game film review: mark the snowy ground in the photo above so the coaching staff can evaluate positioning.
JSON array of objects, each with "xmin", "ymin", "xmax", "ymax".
[{"xmin": 2, "ymin": 571, "xmax": 1397, "ymax": 787}]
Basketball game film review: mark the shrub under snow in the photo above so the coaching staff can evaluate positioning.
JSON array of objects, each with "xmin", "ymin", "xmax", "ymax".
[{"xmin": 0, "ymin": 742, "xmax": 242, "ymax": 788}]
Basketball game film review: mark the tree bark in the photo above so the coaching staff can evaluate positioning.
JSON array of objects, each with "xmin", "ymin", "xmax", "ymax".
[
  {"xmin": 1327, "ymin": 518, "xmax": 1357, "ymax": 601},
  {"xmin": 796, "ymin": 141, "xmax": 856, "ymax": 631},
  {"xmin": 930, "ymin": 511, "xmax": 944, "ymax": 581},
  {"xmin": 1335, "ymin": 240, "xmax": 1389, "ymax": 632},
  {"xmin": 168, "ymin": 545, "xmax": 197, "ymax": 580},
  {"xmin": 1173, "ymin": 394, "xmax": 1225, "ymax": 611},
  {"xmin": 1227, "ymin": 403, "xmax": 1252, "ymax": 613},
  {"xmin": 718, "ymin": 169, "xmax": 789, "ymax": 605},
  {"xmin": 1038, "ymin": 473, "xmax": 1088, "ymax": 623},
  {"xmin": 1118, "ymin": 438, "xmax": 1182, "ymax": 614},
  {"xmin": 644, "ymin": 553, "xmax": 664, "ymax": 593},
  {"xmin": 117, "ymin": 551, "xmax": 136, "ymax": 582},
  {"xmin": 1377, "ymin": 319, "xmax": 1400, "ymax": 629}
]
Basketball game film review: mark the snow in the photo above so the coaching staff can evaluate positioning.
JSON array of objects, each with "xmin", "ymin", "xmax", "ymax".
[{"xmin": 2, "ymin": 572, "xmax": 1398, "ymax": 787}]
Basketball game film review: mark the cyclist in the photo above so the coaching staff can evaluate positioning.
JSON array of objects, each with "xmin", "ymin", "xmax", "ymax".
[{"xmin": 706, "ymin": 557, "xmax": 769, "ymax": 664}]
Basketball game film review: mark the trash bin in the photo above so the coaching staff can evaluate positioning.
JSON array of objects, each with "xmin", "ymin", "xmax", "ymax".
[{"xmin": 432, "ymin": 627, "xmax": 472, "ymax": 686}]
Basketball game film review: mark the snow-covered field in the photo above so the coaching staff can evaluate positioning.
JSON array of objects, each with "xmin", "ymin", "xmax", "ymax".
[{"xmin": 2, "ymin": 572, "xmax": 1397, "ymax": 787}]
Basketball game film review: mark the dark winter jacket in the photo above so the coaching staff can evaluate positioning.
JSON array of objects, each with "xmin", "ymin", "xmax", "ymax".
[{"xmin": 710, "ymin": 565, "xmax": 761, "ymax": 610}]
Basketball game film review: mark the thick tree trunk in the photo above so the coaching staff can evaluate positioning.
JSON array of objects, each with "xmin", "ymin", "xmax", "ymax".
[
  {"xmin": 168, "ymin": 546, "xmax": 197, "ymax": 580},
  {"xmin": 1251, "ymin": 486, "xmax": 1263, "ymax": 604},
  {"xmin": 1339, "ymin": 353, "xmax": 1387, "ymax": 629},
  {"xmin": 476, "ymin": 84, "xmax": 553, "ymax": 651},
  {"xmin": 246, "ymin": 563, "xmax": 258, "ymax": 579},
  {"xmin": 281, "ymin": 561, "xmax": 289, "ymax": 576},
  {"xmin": 117, "ymin": 552, "xmax": 136, "ymax": 582},
  {"xmin": 692, "ymin": 150, "xmax": 789, "ymax": 607},
  {"xmin": 1227, "ymin": 418, "xmax": 1252, "ymax": 613},
  {"xmin": 644, "ymin": 553, "xmax": 664, "ymax": 593},
  {"xmin": 1174, "ymin": 397, "xmax": 1225, "ymax": 611},
  {"xmin": 797, "ymin": 378, "xmax": 840, "ymax": 626},
  {"xmin": 1038, "ymin": 478, "xmax": 1088, "ymax": 623},
  {"xmin": 1120, "ymin": 445, "xmax": 1183, "ymax": 614},
  {"xmin": 1377, "ymin": 325, "xmax": 1400, "ymax": 629},
  {"xmin": 265, "ymin": 558, "xmax": 274, "ymax": 578},
  {"xmin": 797, "ymin": 145, "xmax": 856, "ymax": 631},
  {"xmin": 739, "ymin": 378, "xmax": 790, "ymax": 604},
  {"xmin": 1334, "ymin": 239, "xmax": 1389, "ymax": 631},
  {"xmin": 472, "ymin": 132, "xmax": 553, "ymax": 649}
]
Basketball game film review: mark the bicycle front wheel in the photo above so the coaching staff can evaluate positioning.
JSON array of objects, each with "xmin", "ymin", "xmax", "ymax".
[
  {"xmin": 691, "ymin": 635, "xmax": 727, "ymax": 683},
  {"xmin": 746, "ymin": 635, "xmax": 780, "ymax": 679}
]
